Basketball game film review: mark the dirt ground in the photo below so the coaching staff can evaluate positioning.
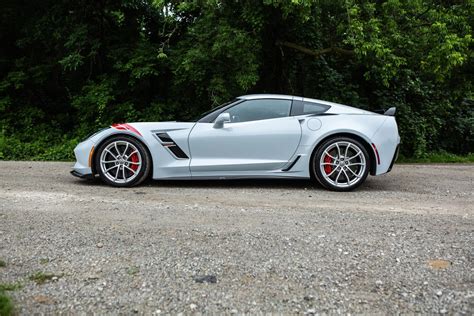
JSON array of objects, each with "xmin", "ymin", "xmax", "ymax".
[{"xmin": 0, "ymin": 161, "xmax": 473, "ymax": 314}]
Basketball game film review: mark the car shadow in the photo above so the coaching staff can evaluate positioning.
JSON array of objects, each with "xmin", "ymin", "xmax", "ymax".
[
  {"xmin": 70, "ymin": 175, "xmax": 392, "ymax": 192},
  {"xmin": 148, "ymin": 178, "xmax": 393, "ymax": 192},
  {"xmin": 148, "ymin": 178, "xmax": 318, "ymax": 190},
  {"xmin": 70, "ymin": 176, "xmax": 318, "ymax": 190}
]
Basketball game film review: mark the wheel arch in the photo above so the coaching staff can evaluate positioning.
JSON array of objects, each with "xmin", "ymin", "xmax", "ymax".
[
  {"xmin": 91, "ymin": 133, "xmax": 154, "ymax": 177},
  {"xmin": 309, "ymin": 132, "xmax": 377, "ymax": 176}
]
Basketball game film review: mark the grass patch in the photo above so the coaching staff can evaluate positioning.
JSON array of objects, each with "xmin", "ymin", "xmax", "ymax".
[
  {"xmin": 0, "ymin": 291, "xmax": 14, "ymax": 316},
  {"xmin": 398, "ymin": 152, "xmax": 474, "ymax": 163},
  {"xmin": 127, "ymin": 266, "xmax": 140, "ymax": 276},
  {"xmin": 28, "ymin": 272, "xmax": 60, "ymax": 285},
  {"xmin": 39, "ymin": 258, "xmax": 49, "ymax": 265},
  {"xmin": 0, "ymin": 260, "xmax": 5, "ymax": 268},
  {"xmin": 0, "ymin": 283, "xmax": 22, "ymax": 292}
]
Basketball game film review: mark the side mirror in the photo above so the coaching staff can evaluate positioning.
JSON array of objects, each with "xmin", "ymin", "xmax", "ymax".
[{"xmin": 213, "ymin": 112, "xmax": 230, "ymax": 128}]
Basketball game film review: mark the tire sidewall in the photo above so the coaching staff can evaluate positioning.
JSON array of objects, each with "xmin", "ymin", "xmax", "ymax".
[
  {"xmin": 312, "ymin": 137, "xmax": 370, "ymax": 191},
  {"xmin": 95, "ymin": 135, "xmax": 151, "ymax": 187}
]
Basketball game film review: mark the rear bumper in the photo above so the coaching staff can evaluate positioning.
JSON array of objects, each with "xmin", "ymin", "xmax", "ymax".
[
  {"xmin": 387, "ymin": 145, "xmax": 399, "ymax": 173},
  {"xmin": 371, "ymin": 116, "xmax": 400, "ymax": 175}
]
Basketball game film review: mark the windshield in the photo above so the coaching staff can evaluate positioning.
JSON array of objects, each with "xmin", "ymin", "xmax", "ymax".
[{"xmin": 193, "ymin": 99, "xmax": 238, "ymax": 122}]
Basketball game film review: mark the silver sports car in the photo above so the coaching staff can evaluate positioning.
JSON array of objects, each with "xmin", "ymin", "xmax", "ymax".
[{"xmin": 71, "ymin": 94, "xmax": 400, "ymax": 191}]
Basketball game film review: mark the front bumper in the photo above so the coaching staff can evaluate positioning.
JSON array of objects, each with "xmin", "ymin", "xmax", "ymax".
[
  {"xmin": 70, "ymin": 170, "xmax": 95, "ymax": 179},
  {"xmin": 71, "ymin": 138, "xmax": 95, "ymax": 179}
]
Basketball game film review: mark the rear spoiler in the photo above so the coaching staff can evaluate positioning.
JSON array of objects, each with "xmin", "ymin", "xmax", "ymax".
[
  {"xmin": 384, "ymin": 107, "xmax": 396, "ymax": 116},
  {"xmin": 372, "ymin": 107, "xmax": 396, "ymax": 116}
]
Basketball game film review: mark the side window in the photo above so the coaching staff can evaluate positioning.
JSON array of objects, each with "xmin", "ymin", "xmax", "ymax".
[
  {"xmin": 225, "ymin": 99, "xmax": 291, "ymax": 123},
  {"xmin": 291, "ymin": 100, "xmax": 330, "ymax": 116}
]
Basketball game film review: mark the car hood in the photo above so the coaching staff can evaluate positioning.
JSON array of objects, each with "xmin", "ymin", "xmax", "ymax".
[
  {"xmin": 127, "ymin": 121, "xmax": 196, "ymax": 131},
  {"xmin": 88, "ymin": 121, "xmax": 196, "ymax": 144}
]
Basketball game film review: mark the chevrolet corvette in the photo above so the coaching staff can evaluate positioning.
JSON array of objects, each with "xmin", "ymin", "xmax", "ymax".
[{"xmin": 71, "ymin": 94, "xmax": 400, "ymax": 191}]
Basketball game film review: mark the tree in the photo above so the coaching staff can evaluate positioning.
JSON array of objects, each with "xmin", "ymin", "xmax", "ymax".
[{"xmin": 0, "ymin": 0, "xmax": 472, "ymax": 160}]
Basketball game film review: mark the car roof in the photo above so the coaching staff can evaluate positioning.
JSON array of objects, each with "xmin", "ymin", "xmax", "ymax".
[
  {"xmin": 238, "ymin": 94, "xmax": 341, "ymax": 107},
  {"xmin": 237, "ymin": 94, "xmax": 375, "ymax": 115},
  {"xmin": 238, "ymin": 94, "xmax": 294, "ymax": 101}
]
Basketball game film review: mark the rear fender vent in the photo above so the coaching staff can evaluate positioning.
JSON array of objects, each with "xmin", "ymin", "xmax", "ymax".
[{"xmin": 282, "ymin": 155, "xmax": 301, "ymax": 172}]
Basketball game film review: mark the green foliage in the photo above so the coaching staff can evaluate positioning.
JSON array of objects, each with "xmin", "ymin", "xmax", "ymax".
[
  {"xmin": 71, "ymin": 78, "xmax": 117, "ymax": 131},
  {"xmin": 398, "ymin": 152, "xmax": 474, "ymax": 163},
  {"xmin": 127, "ymin": 266, "xmax": 140, "ymax": 276},
  {"xmin": 0, "ymin": 283, "xmax": 22, "ymax": 292},
  {"xmin": 0, "ymin": 291, "xmax": 13, "ymax": 316},
  {"xmin": 39, "ymin": 258, "xmax": 50, "ymax": 265},
  {"xmin": 28, "ymin": 272, "xmax": 60, "ymax": 285},
  {"xmin": 0, "ymin": 129, "xmax": 77, "ymax": 161},
  {"xmin": 0, "ymin": 0, "xmax": 472, "ymax": 160},
  {"xmin": 345, "ymin": 0, "xmax": 473, "ymax": 84}
]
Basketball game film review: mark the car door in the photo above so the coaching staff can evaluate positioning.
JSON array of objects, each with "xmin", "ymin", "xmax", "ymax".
[{"xmin": 188, "ymin": 98, "xmax": 302, "ymax": 176}]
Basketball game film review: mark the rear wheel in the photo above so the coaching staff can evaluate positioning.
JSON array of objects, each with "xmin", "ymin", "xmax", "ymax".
[
  {"xmin": 312, "ymin": 137, "xmax": 370, "ymax": 191},
  {"xmin": 95, "ymin": 135, "xmax": 151, "ymax": 187}
]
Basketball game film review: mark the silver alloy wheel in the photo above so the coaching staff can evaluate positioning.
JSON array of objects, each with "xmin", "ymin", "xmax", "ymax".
[
  {"xmin": 99, "ymin": 141, "xmax": 142, "ymax": 184},
  {"xmin": 319, "ymin": 141, "xmax": 366, "ymax": 188}
]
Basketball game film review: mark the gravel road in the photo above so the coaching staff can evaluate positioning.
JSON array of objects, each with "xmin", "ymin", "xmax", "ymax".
[{"xmin": 0, "ymin": 161, "xmax": 473, "ymax": 314}]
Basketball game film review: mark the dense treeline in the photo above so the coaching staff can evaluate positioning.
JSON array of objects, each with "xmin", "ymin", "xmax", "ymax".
[{"xmin": 0, "ymin": 0, "xmax": 472, "ymax": 160}]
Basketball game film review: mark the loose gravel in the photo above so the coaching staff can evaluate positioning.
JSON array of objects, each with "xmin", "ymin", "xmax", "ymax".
[{"xmin": 0, "ymin": 161, "xmax": 473, "ymax": 314}]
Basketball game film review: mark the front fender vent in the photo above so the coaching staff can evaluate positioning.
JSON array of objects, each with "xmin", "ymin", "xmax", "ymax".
[
  {"xmin": 154, "ymin": 132, "xmax": 189, "ymax": 159},
  {"xmin": 156, "ymin": 133, "xmax": 173, "ymax": 143}
]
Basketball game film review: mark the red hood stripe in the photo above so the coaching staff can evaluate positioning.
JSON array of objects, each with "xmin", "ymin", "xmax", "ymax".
[{"xmin": 111, "ymin": 123, "xmax": 142, "ymax": 136}]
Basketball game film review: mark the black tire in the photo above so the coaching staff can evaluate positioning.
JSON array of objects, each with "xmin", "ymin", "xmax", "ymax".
[
  {"xmin": 311, "ymin": 136, "xmax": 370, "ymax": 191},
  {"xmin": 94, "ymin": 135, "xmax": 151, "ymax": 187}
]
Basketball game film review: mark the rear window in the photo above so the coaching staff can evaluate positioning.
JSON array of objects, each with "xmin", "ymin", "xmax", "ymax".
[
  {"xmin": 303, "ymin": 102, "xmax": 329, "ymax": 114},
  {"xmin": 291, "ymin": 100, "xmax": 330, "ymax": 116}
]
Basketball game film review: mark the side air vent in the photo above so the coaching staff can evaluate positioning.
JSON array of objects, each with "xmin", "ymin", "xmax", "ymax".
[
  {"xmin": 282, "ymin": 155, "xmax": 301, "ymax": 171},
  {"xmin": 167, "ymin": 144, "xmax": 188, "ymax": 158},
  {"xmin": 154, "ymin": 132, "xmax": 189, "ymax": 159},
  {"xmin": 156, "ymin": 133, "xmax": 173, "ymax": 143}
]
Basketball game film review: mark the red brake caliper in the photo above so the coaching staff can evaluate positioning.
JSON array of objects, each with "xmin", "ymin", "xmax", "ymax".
[
  {"xmin": 130, "ymin": 153, "xmax": 139, "ymax": 171},
  {"xmin": 324, "ymin": 154, "xmax": 333, "ymax": 174}
]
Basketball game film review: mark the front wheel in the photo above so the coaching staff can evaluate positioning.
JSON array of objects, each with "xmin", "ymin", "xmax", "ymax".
[
  {"xmin": 95, "ymin": 135, "xmax": 151, "ymax": 187},
  {"xmin": 312, "ymin": 137, "xmax": 370, "ymax": 191}
]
